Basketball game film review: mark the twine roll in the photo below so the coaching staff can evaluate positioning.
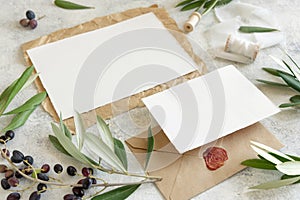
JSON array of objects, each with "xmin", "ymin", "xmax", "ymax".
[
  {"xmin": 184, "ymin": 12, "xmax": 202, "ymax": 33},
  {"xmin": 224, "ymin": 35, "xmax": 260, "ymax": 61}
]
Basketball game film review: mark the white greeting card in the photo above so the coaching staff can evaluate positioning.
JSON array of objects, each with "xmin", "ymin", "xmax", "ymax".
[
  {"xmin": 142, "ymin": 65, "xmax": 280, "ymax": 153},
  {"xmin": 27, "ymin": 13, "xmax": 198, "ymax": 119}
]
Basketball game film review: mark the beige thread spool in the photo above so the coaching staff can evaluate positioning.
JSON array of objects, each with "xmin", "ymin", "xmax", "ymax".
[
  {"xmin": 225, "ymin": 35, "xmax": 260, "ymax": 61},
  {"xmin": 184, "ymin": 12, "xmax": 202, "ymax": 33}
]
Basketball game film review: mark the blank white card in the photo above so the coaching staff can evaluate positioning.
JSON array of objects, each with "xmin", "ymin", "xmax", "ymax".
[
  {"xmin": 27, "ymin": 13, "xmax": 198, "ymax": 119},
  {"xmin": 142, "ymin": 65, "xmax": 280, "ymax": 154}
]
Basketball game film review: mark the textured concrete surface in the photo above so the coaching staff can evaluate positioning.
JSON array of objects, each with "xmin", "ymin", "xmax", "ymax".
[{"xmin": 0, "ymin": 0, "xmax": 300, "ymax": 199}]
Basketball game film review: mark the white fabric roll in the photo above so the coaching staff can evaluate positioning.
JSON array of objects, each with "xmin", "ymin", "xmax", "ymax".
[{"xmin": 205, "ymin": 1, "xmax": 284, "ymax": 63}]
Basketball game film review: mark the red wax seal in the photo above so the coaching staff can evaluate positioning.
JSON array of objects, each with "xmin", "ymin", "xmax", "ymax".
[{"xmin": 203, "ymin": 147, "xmax": 228, "ymax": 170}]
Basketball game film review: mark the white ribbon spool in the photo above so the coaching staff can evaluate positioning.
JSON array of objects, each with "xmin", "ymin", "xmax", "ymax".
[
  {"xmin": 184, "ymin": 12, "xmax": 202, "ymax": 33},
  {"xmin": 224, "ymin": 35, "xmax": 260, "ymax": 61}
]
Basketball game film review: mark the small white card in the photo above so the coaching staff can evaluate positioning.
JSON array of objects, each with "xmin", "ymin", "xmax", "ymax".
[
  {"xmin": 27, "ymin": 13, "xmax": 198, "ymax": 119},
  {"xmin": 142, "ymin": 65, "xmax": 280, "ymax": 153}
]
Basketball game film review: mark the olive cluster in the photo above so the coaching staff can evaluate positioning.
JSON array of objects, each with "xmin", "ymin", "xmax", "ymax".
[
  {"xmin": 19, "ymin": 10, "xmax": 38, "ymax": 29},
  {"xmin": 0, "ymin": 130, "xmax": 98, "ymax": 200}
]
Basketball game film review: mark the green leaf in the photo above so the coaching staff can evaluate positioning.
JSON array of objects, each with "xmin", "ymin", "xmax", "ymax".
[
  {"xmin": 180, "ymin": 0, "xmax": 206, "ymax": 11},
  {"xmin": 202, "ymin": 0, "xmax": 218, "ymax": 15},
  {"xmin": 276, "ymin": 161, "xmax": 300, "ymax": 175},
  {"xmin": 91, "ymin": 184, "xmax": 140, "ymax": 200},
  {"xmin": 49, "ymin": 135, "xmax": 99, "ymax": 166},
  {"xmin": 278, "ymin": 72, "xmax": 300, "ymax": 93},
  {"xmin": 0, "ymin": 80, "xmax": 18, "ymax": 103},
  {"xmin": 239, "ymin": 26, "xmax": 279, "ymax": 33},
  {"xmin": 215, "ymin": 0, "xmax": 233, "ymax": 7},
  {"xmin": 256, "ymin": 79, "xmax": 289, "ymax": 87},
  {"xmin": 96, "ymin": 115, "xmax": 114, "ymax": 151},
  {"xmin": 176, "ymin": 0, "xmax": 196, "ymax": 7},
  {"xmin": 285, "ymin": 51, "xmax": 300, "ymax": 72},
  {"xmin": 250, "ymin": 176, "xmax": 300, "ymax": 190},
  {"xmin": 1, "ymin": 107, "xmax": 37, "ymax": 132},
  {"xmin": 269, "ymin": 152, "xmax": 292, "ymax": 162},
  {"xmin": 203, "ymin": 0, "xmax": 215, "ymax": 9},
  {"xmin": 286, "ymin": 154, "xmax": 300, "ymax": 161},
  {"xmin": 250, "ymin": 145, "xmax": 282, "ymax": 165},
  {"xmin": 279, "ymin": 102, "xmax": 300, "ymax": 108},
  {"xmin": 54, "ymin": 0, "xmax": 94, "ymax": 10},
  {"xmin": 241, "ymin": 159, "xmax": 276, "ymax": 170},
  {"xmin": 290, "ymin": 95, "xmax": 300, "ymax": 103},
  {"xmin": 21, "ymin": 73, "xmax": 39, "ymax": 92},
  {"xmin": 48, "ymin": 135, "xmax": 71, "ymax": 156},
  {"xmin": 74, "ymin": 111, "xmax": 85, "ymax": 151},
  {"xmin": 4, "ymin": 92, "xmax": 47, "ymax": 115},
  {"xmin": 85, "ymin": 133, "xmax": 126, "ymax": 172},
  {"xmin": 281, "ymin": 175, "xmax": 300, "ymax": 184},
  {"xmin": 58, "ymin": 113, "xmax": 72, "ymax": 140},
  {"xmin": 262, "ymin": 67, "xmax": 292, "ymax": 77},
  {"xmin": 51, "ymin": 123, "xmax": 92, "ymax": 166},
  {"xmin": 282, "ymin": 60, "xmax": 297, "ymax": 78},
  {"xmin": 251, "ymin": 141, "xmax": 294, "ymax": 162},
  {"xmin": 145, "ymin": 127, "xmax": 154, "ymax": 170},
  {"xmin": 0, "ymin": 66, "xmax": 34, "ymax": 115},
  {"xmin": 114, "ymin": 138, "xmax": 128, "ymax": 170}
]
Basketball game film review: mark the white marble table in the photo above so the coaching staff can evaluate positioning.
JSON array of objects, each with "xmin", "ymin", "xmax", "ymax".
[{"xmin": 0, "ymin": 0, "xmax": 300, "ymax": 199}]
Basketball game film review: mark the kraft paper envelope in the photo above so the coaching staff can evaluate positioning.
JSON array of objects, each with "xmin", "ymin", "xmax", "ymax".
[{"xmin": 126, "ymin": 123, "xmax": 282, "ymax": 200}]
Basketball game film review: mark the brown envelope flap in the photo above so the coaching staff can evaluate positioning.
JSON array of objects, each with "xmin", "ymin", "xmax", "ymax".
[
  {"xmin": 126, "ymin": 126, "xmax": 179, "ymax": 154},
  {"xmin": 127, "ymin": 122, "xmax": 283, "ymax": 200}
]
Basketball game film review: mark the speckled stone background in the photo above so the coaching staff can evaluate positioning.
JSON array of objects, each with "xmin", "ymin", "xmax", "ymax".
[{"xmin": 0, "ymin": 0, "xmax": 300, "ymax": 199}]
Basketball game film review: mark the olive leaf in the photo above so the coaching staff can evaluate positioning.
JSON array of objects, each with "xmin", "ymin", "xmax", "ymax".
[
  {"xmin": 280, "ymin": 94, "xmax": 300, "ymax": 107},
  {"xmin": 239, "ymin": 26, "xmax": 279, "ymax": 33},
  {"xmin": 256, "ymin": 79, "xmax": 289, "ymax": 87},
  {"xmin": 203, "ymin": 0, "xmax": 231, "ymax": 9},
  {"xmin": 282, "ymin": 60, "xmax": 298, "ymax": 79},
  {"xmin": 286, "ymin": 154, "xmax": 300, "ymax": 161},
  {"xmin": 290, "ymin": 95, "xmax": 300, "ymax": 103},
  {"xmin": 250, "ymin": 176, "xmax": 300, "ymax": 190},
  {"xmin": 176, "ymin": 0, "xmax": 196, "ymax": 7},
  {"xmin": 285, "ymin": 51, "xmax": 300, "ymax": 71},
  {"xmin": 74, "ymin": 111, "xmax": 85, "ymax": 151},
  {"xmin": 54, "ymin": 0, "xmax": 94, "ymax": 10},
  {"xmin": 1, "ymin": 106, "xmax": 37, "ymax": 132},
  {"xmin": 96, "ymin": 115, "xmax": 114, "ymax": 151},
  {"xmin": 48, "ymin": 135, "xmax": 71, "ymax": 156},
  {"xmin": 21, "ymin": 73, "xmax": 39, "ymax": 91},
  {"xmin": 215, "ymin": 0, "xmax": 232, "ymax": 7},
  {"xmin": 84, "ymin": 133, "xmax": 126, "ymax": 172},
  {"xmin": 48, "ymin": 134, "xmax": 98, "ymax": 165},
  {"xmin": 180, "ymin": 0, "xmax": 206, "ymax": 11},
  {"xmin": 251, "ymin": 141, "xmax": 294, "ymax": 162},
  {"xmin": 114, "ymin": 138, "xmax": 128, "ymax": 170},
  {"xmin": 278, "ymin": 72, "xmax": 300, "ymax": 93},
  {"xmin": 0, "ymin": 66, "xmax": 34, "ymax": 115},
  {"xmin": 281, "ymin": 175, "xmax": 300, "ymax": 184},
  {"xmin": 276, "ymin": 161, "xmax": 300, "ymax": 176},
  {"xmin": 0, "ymin": 80, "xmax": 17, "ymax": 103},
  {"xmin": 241, "ymin": 159, "xmax": 276, "ymax": 170},
  {"xmin": 279, "ymin": 102, "xmax": 300, "ymax": 108},
  {"xmin": 250, "ymin": 145, "xmax": 282, "ymax": 165},
  {"xmin": 51, "ymin": 123, "xmax": 92, "ymax": 166},
  {"xmin": 3, "ymin": 92, "xmax": 47, "ymax": 115},
  {"xmin": 91, "ymin": 184, "xmax": 140, "ymax": 200},
  {"xmin": 270, "ymin": 55, "xmax": 300, "ymax": 81},
  {"xmin": 145, "ymin": 127, "xmax": 154, "ymax": 170},
  {"xmin": 262, "ymin": 67, "xmax": 292, "ymax": 77},
  {"xmin": 202, "ymin": 0, "xmax": 218, "ymax": 15},
  {"xmin": 59, "ymin": 113, "xmax": 72, "ymax": 140}
]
